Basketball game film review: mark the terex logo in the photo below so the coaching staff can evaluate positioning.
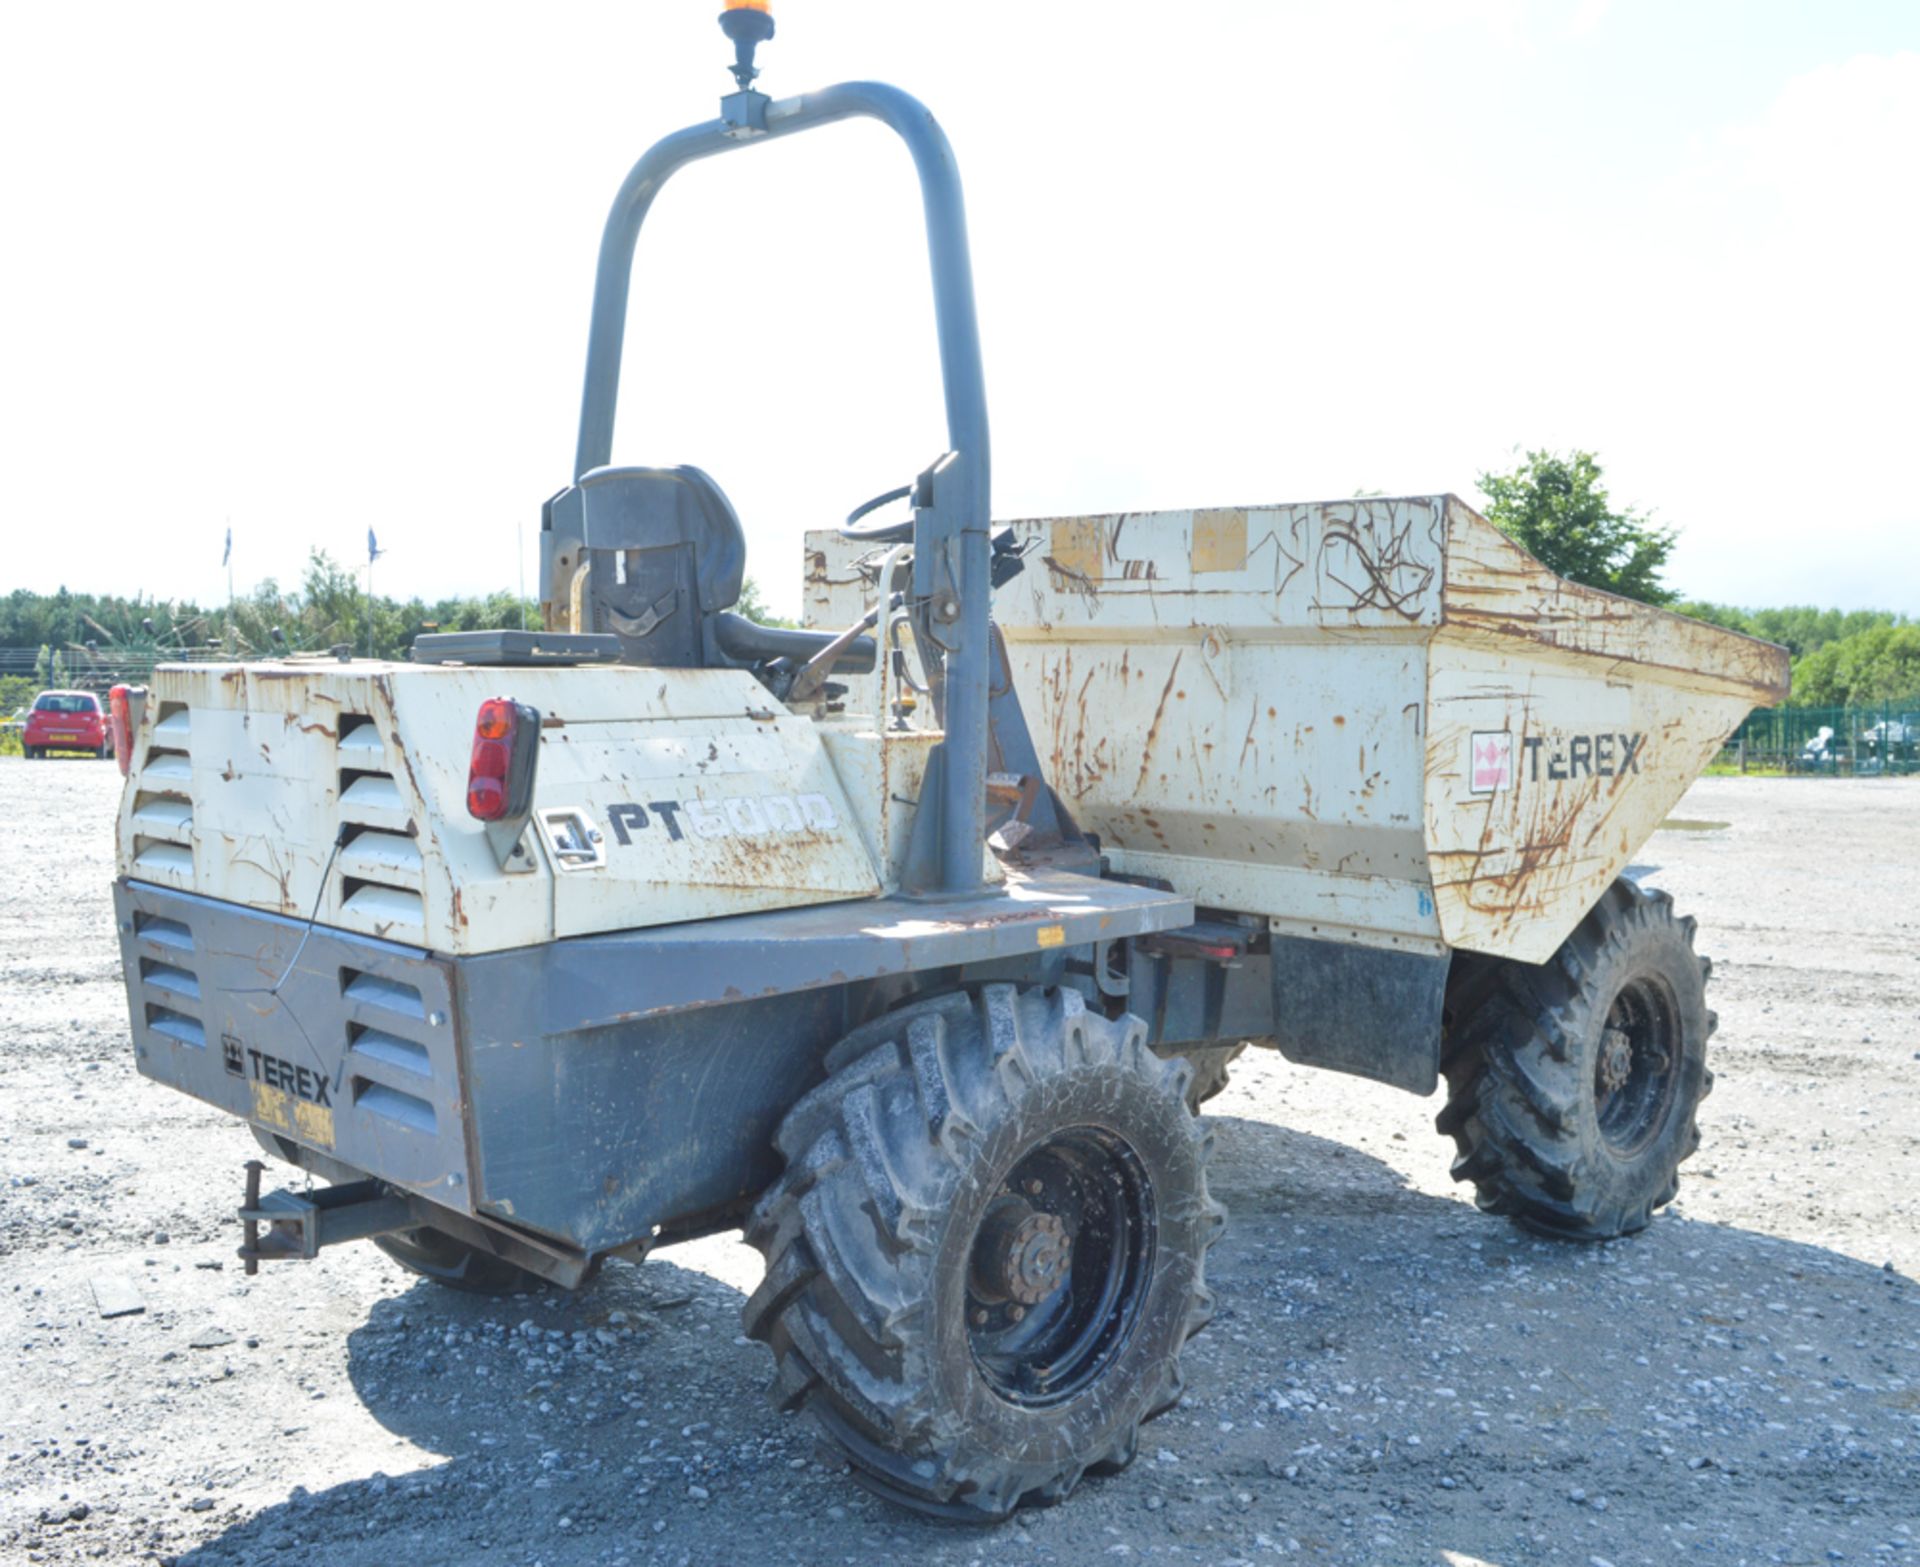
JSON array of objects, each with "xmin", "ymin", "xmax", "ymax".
[
  {"xmin": 607, "ymin": 792, "xmax": 839, "ymax": 846},
  {"xmin": 1523, "ymin": 732, "xmax": 1644, "ymax": 782},
  {"xmin": 244, "ymin": 1047, "xmax": 333, "ymax": 1107},
  {"xmin": 1469, "ymin": 732, "xmax": 1514, "ymax": 793},
  {"xmin": 1467, "ymin": 732, "xmax": 1645, "ymax": 794}
]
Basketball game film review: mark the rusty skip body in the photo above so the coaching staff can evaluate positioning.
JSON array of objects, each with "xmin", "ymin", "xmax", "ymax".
[{"xmin": 807, "ymin": 494, "xmax": 1789, "ymax": 965}]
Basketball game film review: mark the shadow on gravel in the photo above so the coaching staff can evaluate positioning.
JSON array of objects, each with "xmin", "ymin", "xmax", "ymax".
[
  {"xmin": 1205, "ymin": 1114, "xmax": 1441, "ymax": 1217},
  {"xmin": 170, "ymin": 1116, "xmax": 1919, "ymax": 1567}
]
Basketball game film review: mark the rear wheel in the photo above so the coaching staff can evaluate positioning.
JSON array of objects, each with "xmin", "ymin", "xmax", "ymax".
[
  {"xmin": 23, "ymin": 745, "xmax": 39, "ymax": 760},
  {"xmin": 744, "ymin": 985, "xmax": 1223, "ymax": 1520},
  {"xmin": 373, "ymin": 1227, "xmax": 559, "ymax": 1295},
  {"xmin": 1437, "ymin": 878, "xmax": 1713, "ymax": 1240}
]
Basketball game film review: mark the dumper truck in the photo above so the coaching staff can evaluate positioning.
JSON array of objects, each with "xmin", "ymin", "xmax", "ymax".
[{"xmin": 106, "ymin": 7, "xmax": 1789, "ymax": 1520}]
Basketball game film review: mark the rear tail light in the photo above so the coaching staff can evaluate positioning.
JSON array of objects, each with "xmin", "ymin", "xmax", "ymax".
[
  {"xmin": 108, "ymin": 685, "xmax": 136, "ymax": 776},
  {"xmin": 466, "ymin": 697, "xmax": 540, "ymax": 822}
]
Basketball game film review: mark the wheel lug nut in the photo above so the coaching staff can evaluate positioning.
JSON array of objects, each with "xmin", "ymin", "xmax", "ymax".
[
  {"xmin": 1025, "ymin": 1179, "xmax": 1043, "ymax": 1196},
  {"xmin": 971, "ymin": 1308, "xmax": 989, "ymax": 1327},
  {"xmin": 1009, "ymin": 1305, "xmax": 1026, "ymax": 1323}
]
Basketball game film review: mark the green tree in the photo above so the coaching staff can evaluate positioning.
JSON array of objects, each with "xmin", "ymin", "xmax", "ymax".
[
  {"xmin": 735, "ymin": 577, "xmax": 793, "ymax": 629},
  {"xmin": 0, "ymin": 574, "xmax": 789, "ymax": 661},
  {"xmin": 300, "ymin": 550, "xmax": 364, "ymax": 651},
  {"xmin": 1670, "ymin": 600, "xmax": 1754, "ymax": 636},
  {"xmin": 1478, "ymin": 450, "xmax": 1678, "ymax": 606},
  {"xmin": 1791, "ymin": 624, "xmax": 1920, "ymax": 707},
  {"xmin": 1751, "ymin": 606, "xmax": 1902, "ymax": 659}
]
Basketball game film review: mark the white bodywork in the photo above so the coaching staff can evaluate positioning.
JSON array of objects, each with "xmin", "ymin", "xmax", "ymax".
[
  {"xmin": 115, "ymin": 494, "xmax": 1785, "ymax": 968},
  {"xmin": 807, "ymin": 495, "xmax": 1788, "ymax": 964},
  {"xmin": 115, "ymin": 663, "xmax": 906, "ymax": 956}
]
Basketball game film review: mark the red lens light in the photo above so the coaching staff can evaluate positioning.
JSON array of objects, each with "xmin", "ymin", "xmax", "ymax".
[
  {"xmin": 466, "ymin": 697, "xmax": 536, "ymax": 823},
  {"xmin": 471, "ymin": 736, "xmax": 510, "ymax": 778},
  {"xmin": 467, "ymin": 774, "xmax": 506, "ymax": 820},
  {"xmin": 108, "ymin": 685, "xmax": 133, "ymax": 776}
]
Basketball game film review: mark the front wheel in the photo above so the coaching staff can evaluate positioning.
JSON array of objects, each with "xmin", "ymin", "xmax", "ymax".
[
  {"xmin": 1437, "ymin": 878, "xmax": 1714, "ymax": 1240},
  {"xmin": 744, "ymin": 986, "xmax": 1224, "ymax": 1520}
]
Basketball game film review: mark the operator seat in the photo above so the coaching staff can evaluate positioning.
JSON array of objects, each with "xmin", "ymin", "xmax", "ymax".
[
  {"xmin": 542, "ymin": 462, "xmax": 877, "ymax": 680},
  {"xmin": 573, "ymin": 464, "xmax": 746, "ymax": 667}
]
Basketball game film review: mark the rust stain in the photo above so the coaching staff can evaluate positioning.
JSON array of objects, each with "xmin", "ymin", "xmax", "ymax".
[
  {"xmin": 1440, "ymin": 498, "xmax": 1789, "ymax": 702},
  {"xmin": 1237, "ymin": 707, "xmax": 1261, "ymax": 769},
  {"xmin": 1042, "ymin": 556, "xmax": 1099, "ymax": 597},
  {"xmin": 1131, "ymin": 652, "xmax": 1184, "ymax": 799}
]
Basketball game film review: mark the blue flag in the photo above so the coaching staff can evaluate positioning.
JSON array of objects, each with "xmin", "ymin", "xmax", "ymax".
[
  {"xmin": 367, "ymin": 528, "xmax": 384, "ymax": 565},
  {"xmin": 222, "ymin": 527, "xmax": 232, "ymax": 567}
]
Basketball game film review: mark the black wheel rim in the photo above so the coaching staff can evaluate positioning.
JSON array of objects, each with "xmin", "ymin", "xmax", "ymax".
[
  {"xmin": 965, "ymin": 1126, "xmax": 1155, "ymax": 1408},
  {"xmin": 1594, "ymin": 975, "xmax": 1682, "ymax": 1156}
]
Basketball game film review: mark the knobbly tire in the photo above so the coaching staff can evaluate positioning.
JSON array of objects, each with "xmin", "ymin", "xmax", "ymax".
[
  {"xmin": 1159, "ymin": 1042, "xmax": 1248, "ymax": 1113},
  {"xmin": 1438, "ymin": 877, "xmax": 1714, "ymax": 1240},
  {"xmin": 373, "ymin": 1227, "xmax": 560, "ymax": 1295},
  {"xmin": 744, "ymin": 984, "xmax": 1224, "ymax": 1521}
]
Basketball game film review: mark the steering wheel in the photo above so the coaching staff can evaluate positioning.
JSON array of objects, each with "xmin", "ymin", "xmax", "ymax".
[{"xmin": 841, "ymin": 483, "xmax": 915, "ymax": 543}]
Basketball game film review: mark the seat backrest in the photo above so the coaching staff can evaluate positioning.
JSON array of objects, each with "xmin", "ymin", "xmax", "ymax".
[{"xmin": 576, "ymin": 465, "xmax": 746, "ymax": 667}]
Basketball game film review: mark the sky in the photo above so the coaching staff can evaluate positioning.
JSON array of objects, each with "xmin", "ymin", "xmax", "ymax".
[{"xmin": 1, "ymin": 0, "xmax": 1915, "ymax": 619}]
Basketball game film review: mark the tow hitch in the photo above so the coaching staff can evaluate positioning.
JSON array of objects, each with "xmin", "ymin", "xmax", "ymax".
[{"xmin": 238, "ymin": 1160, "xmax": 412, "ymax": 1275}]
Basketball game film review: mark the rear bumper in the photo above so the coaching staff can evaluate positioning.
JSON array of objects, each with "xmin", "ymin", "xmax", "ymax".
[
  {"xmin": 114, "ymin": 879, "xmax": 476, "ymax": 1212},
  {"xmin": 116, "ymin": 868, "xmax": 1196, "ymax": 1256},
  {"xmin": 112, "ymin": 878, "xmax": 877, "ymax": 1260}
]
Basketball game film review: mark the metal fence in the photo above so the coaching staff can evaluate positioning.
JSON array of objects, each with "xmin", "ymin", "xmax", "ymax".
[
  {"xmin": 1723, "ymin": 699, "xmax": 1920, "ymax": 776},
  {"xmin": 0, "ymin": 645, "xmax": 231, "ymax": 691}
]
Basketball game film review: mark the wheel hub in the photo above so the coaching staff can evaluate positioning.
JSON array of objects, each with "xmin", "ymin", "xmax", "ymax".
[
  {"xmin": 1593, "ymin": 976, "xmax": 1685, "ymax": 1157},
  {"xmin": 1598, "ymin": 1027, "xmax": 1634, "ymax": 1094},
  {"xmin": 963, "ymin": 1126, "xmax": 1156, "ymax": 1409},
  {"xmin": 972, "ymin": 1202, "xmax": 1072, "ymax": 1306}
]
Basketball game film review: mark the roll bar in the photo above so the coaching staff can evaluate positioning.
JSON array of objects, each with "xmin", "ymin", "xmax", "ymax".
[{"xmin": 563, "ymin": 81, "xmax": 992, "ymax": 897}]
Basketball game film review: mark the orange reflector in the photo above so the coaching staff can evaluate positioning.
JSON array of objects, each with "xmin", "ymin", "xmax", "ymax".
[
  {"xmin": 474, "ymin": 697, "xmax": 516, "ymax": 741},
  {"xmin": 723, "ymin": 0, "xmax": 771, "ymax": 10}
]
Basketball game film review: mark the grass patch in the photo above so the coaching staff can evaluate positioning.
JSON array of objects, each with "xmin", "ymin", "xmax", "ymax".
[{"xmin": 1701, "ymin": 760, "xmax": 1789, "ymax": 777}]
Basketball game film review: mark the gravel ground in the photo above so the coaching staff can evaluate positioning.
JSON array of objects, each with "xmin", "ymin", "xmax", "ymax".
[{"xmin": 2, "ymin": 760, "xmax": 1916, "ymax": 1567}]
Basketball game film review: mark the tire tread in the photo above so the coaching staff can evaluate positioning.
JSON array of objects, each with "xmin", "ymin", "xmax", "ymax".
[{"xmin": 1436, "ymin": 878, "xmax": 1712, "ymax": 1241}]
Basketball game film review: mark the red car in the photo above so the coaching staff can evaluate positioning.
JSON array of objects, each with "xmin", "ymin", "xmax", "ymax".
[{"xmin": 23, "ymin": 690, "xmax": 113, "ymax": 759}]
